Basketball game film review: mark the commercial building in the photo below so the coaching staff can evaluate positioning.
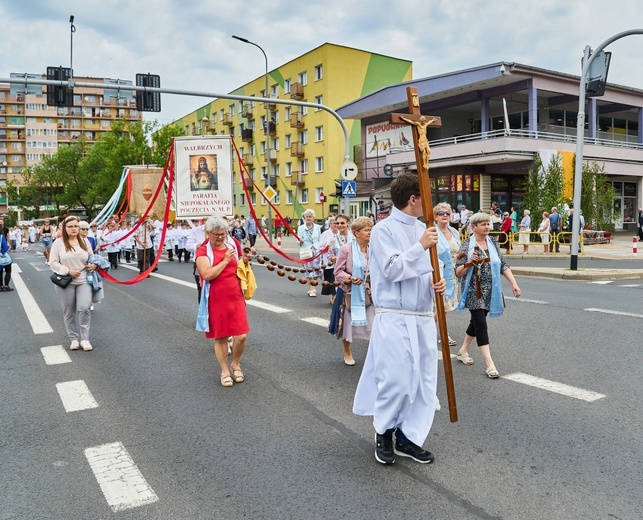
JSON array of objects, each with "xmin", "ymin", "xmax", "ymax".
[
  {"xmin": 337, "ymin": 62, "xmax": 643, "ymax": 231},
  {"xmin": 0, "ymin": 76, "xmax": 143, "ymax": 217},
  {"xmin": 171, "ymin": 43, "xmax": 412, "ymax": 220}
]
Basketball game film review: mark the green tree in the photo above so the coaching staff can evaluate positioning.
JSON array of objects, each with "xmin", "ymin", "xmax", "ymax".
[
  {"xmin": 579, "ymin": 160, "xmax": 616, "ymax": 231},
  {"xmin": 149, "ymin": 121, "xmax": 185, "ymax": 166},
  {"xmin": 521, "ymin": 154, "xmax": 567, "ymax": 218}
]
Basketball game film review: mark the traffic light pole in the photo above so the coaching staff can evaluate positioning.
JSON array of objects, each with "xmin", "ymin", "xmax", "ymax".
[{"xmin": 570, "ymin": 29, "xmax": 643, "ymax": 270}]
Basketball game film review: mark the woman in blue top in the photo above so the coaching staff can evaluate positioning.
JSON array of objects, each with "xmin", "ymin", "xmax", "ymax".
[
  {"xmin": 297, "ymin": 209, "xmax": 323, "ymax": 297},
  {"xmin": 0, "ymin": 232, "xmax": 14, "ymax": 291}
]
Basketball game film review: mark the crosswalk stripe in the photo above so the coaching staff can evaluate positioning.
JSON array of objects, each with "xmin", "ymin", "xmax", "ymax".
[
  {"xmin": 10, "ymin": 265, "xmax": 53, "ymax": 334},
  {"xmin": 56, "ymin": 380, "xmax": 99, "ymax": 412},
  {"xmin": 503, "ymin": 372, "xmax": 605, "ymax": 402},
  {"xmin": 85, "ymin": 442, "xmax": 159, "ymax": 512},
  {"xmin": 41, "ymin": 345, "xmax": 71, "ymax": 365},
  {"xmin": 505, "ymin": 297, "xmax": 548, "ymax": 304},
  {"xmin": 302, "ymin": 317, "xmax": 330, "ymax": 327},
  {"xmin": 247, "ymin": 300, "xmax": 291, "ymax": 313}
]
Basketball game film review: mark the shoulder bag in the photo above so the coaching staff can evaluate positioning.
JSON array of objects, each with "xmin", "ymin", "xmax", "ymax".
[{"xmin": 50, "ymin": 272, "xmax": 73, "ymax": 289}]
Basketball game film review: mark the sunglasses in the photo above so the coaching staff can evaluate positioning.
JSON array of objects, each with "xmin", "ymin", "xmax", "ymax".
[
  {"xmin": 436, "ymin": 211, "xmax": 450, "ymax": 216},
  {"xmin": 80, "ymin": 228, "xmax": 89, "ymax": 231}
]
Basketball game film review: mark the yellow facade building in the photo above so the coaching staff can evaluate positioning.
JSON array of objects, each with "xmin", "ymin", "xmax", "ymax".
[{"xmin": 172, "ymin": 43, "xmax": 412, "ymax": 219}]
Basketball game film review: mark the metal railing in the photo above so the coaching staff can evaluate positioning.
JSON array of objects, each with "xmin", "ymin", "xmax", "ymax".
[{"xmin": 458, "ymin": 229, "xmax": 587, "ymax": 254}]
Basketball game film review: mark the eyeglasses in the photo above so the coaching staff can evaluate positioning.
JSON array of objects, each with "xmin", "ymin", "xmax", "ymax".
[
  {"xmin": 79, "ymin": 228, "xmax": 89, "ymax": 231},
  {"xmin": 436, "ymin": 211, "xmax": 450, "ymax": 216},
  {"xmin": 209, "ymin": 232, "xmax": 226, "ymax": 238}
]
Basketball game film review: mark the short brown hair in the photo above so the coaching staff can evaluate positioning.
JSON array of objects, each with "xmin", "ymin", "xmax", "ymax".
[{"xmin": 390, "ymin": 173, "xmax": 420, "ymax": 210}]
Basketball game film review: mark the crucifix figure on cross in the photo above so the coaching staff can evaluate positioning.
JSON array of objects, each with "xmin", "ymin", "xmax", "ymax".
[{"xmin": 397, "ymin": 115, "xmax": 438, "ymax": 170}]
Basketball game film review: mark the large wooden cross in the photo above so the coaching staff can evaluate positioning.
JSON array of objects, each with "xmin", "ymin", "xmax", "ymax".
[{"xmin": 390, "ymin": 86, "xmax": 458, "ymax": 423}]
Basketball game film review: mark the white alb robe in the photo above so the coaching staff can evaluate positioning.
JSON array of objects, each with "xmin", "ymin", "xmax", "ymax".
[{"xmin": 353, "ymin": 206, "xmax": 439, "ymax": 447}]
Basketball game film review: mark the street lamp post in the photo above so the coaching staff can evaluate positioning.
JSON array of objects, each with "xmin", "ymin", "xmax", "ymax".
[{"xmin": 232, "ymin": 35, "xmax": 273, "ymax": 240}]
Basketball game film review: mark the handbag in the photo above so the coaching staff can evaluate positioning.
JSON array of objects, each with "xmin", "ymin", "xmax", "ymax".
[
  {"xmin": 50, "ymin": 272, "xmax": 73, "ymax": 289},
  {"xmin": 299, "ymin": 248, "xmax": 313, "ymax": 260},
  {"xmin": 344, "ymin": 290, "xmax": 372, "ymax": 311},
  {"xmin": 0, "ymin": 251, "xmax": 11, "ymax": 266}
]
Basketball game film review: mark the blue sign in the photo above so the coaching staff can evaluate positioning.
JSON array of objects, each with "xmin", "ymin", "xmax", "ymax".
[{"xmin": 342, "ymin": 180, "xmax": 357, "ymax": 197}]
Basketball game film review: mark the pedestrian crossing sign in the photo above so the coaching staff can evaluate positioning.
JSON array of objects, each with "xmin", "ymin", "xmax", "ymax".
[{"xmin": 342, "ymin": 180, "xmax": 356, "ymax": 197}]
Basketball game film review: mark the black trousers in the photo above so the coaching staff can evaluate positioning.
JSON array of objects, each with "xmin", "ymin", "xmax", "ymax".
[
  {"xmin": 137, "ymin": 247, "xmax": 153, "ymax": 272},
  {"xmin": 466, "ymin": 309, "xmax": 490, "ymax": 346},
  {"xmin": 248, "ymin": 234, "xmax": 257, "ymax": 247},
  {"xmin": 107, "ymin": 252, "xmax": 119, "ymax": 269},
  {"xmin": 0, "ymin": 263, "xmax": 12, "ymax": 286}
]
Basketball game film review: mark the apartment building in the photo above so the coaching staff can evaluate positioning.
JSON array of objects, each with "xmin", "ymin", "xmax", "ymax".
[
  {"xmin": 172, "ymin": 43, "xmax": 412, "ymax": 219},
  {"xmin": 0, "ymin": 76, "xmax": 143, "ymax": 217},
  {"xmin": 337, "ymin": 62, "xmax": 643, "ymax": 231}
]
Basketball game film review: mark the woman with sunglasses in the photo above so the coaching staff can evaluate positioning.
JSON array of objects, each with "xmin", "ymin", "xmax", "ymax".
[
  {"xmin": 434, "ymin": 203, "xmax": 460, "ymax": 346},
  {"xmin": 49, "ymin": 216, "xmax": 100, "ymax": 351},
  {"xmin": 196, "ymin": 217, "xmax": 248, "ymax": 387}
]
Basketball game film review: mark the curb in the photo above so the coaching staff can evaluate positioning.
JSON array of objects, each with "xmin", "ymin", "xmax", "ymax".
[{"xmin": 510, "ymin": 267, "xmax": 643, "ymax": 281}]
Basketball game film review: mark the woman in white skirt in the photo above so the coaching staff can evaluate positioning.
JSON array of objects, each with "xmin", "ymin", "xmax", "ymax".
[
  {"xmin": 537, "ymin": 211, "xmax": 550, "ymax": 254},
  {"xmin": 518, "ymin": 209, "xmax": 532, "ymax": 254}
]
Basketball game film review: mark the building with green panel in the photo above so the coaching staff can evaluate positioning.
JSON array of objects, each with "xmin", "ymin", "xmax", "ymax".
[{"xmin": 172, "ymin": 43, "xmax": 412, "ymax": 220}]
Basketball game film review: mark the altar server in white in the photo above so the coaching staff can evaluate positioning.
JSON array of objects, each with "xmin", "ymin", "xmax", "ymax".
[{"xmin": 353, "ymin": 172, "xmax": 446, "ymax": 466}]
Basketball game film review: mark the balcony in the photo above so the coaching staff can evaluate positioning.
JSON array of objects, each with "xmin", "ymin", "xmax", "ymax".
[
  {"xmin": 222, "ymin": 113, "xmax": 233, "ymax": 126},
  {"xmin": 290, "ymin": 141, "xmax": 304, "ymax": 157},
  {"xmin": 290, "ymin": 172, "xmax": 305, "ymax": 187},
  {"xmin": 242, "ymin": 177, "xmax": 254, "ymax": 191},
  {"xmin": 241, "ymin": 128, "xmax": 253, "ymax": 142},
  {"xmin": 290, "ymin": 82, "xmax": 304, "ymax": 100},
  {"xmin": 263, "ymin": 121, "xmax": 276, "ymax": 136},
  {"xmin": 264, "ymin": 99, "xmax": 276, "ymax": 111},
  {"xmin": 269, "ymin": 149, "xmax": 277, "ymax": 163},
  {"xmin": 241, "ymin": 104, "xmax": 253, "ymax": 118},
  {"xmin": 290, "ymin": 112, "xmax": 304, "ymax": 128},
  {"xmin": 242, "ymin": 153, "xmax": 253, "ymax": 166}
]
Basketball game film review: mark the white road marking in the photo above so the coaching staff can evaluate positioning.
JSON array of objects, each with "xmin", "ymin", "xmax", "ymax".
[
  {"xmin": 505, "ymin": 297, "xmax": 548, "ymax": 304},
  {"xmin": 10, "ymin": 265, "xmax": 54, "ymax": 334},
  {"xmin": 85, "ymin": 442, "xmax": 159, "ymax": 512},
  {"xmin": 247, "ymin": 300, "xmax": 291, "ymax": 313},
  {"xmin": 119, "ymin": 264, "xmax": 195, "ymax": 288},
  {"xmin": 56, "ymin": 380, "xmax": 99, "ymax": 412},
  {"xmin": 41, "ymin": 345, "xmax": 71, "ymax": 365},
  {"xmin": 503, "ymin": 372, "xmax": 605, "ymax": 402},
  {"xmin": 302, "ymin": 317, "xmax": 330, "ymax": 327},
  {"xmin": 29, "ymin": 262, "xmax": 51, "ymax": 272},
  {"xmin": 589, "ymin": 280, "xmax": 613, "ymax": 285},
  {"xmin": 620, "ymin": 284, "xmax": 640, "ymax": 288},
  {"xmin": 585, "ymin": 307, "xmax": 643, "ymax": 319}
]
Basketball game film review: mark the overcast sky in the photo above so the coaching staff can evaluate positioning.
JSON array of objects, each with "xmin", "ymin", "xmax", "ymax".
[{"xmin": 2, "ymin": 0, "xmax": 642, "ymax": 124}]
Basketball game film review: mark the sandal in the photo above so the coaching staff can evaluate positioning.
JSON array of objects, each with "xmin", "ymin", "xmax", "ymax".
[
  {"xmin": 308, "ymin": 290, "xmax": 317, "ymax": 297},
  {"xmin": 486, "ymin": 366, "xmax": 500, "ymax": 378},
  {"xmin": 231, "ymin": 366, "xmax": 244, "ymax": 383},
  {"xmin": 220, "ymin": 374, "xmax": 234, "ymax": 387},
  {"xmin": 448, "ymin": 336, "xmax": 457, "ymax": 347},
  {"xmin": 456, "ymin": 352, "xmax": 474, "ymax": 365}
]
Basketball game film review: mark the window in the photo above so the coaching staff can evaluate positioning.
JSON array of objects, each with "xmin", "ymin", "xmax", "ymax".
[
  {"xmin": 240, "ymin": 193, "xmax": 245, "ymax": 206},
  {"xmin": 284, "ymin": 79, "xmax": 291, "ymax": 93},
  {"xmin": 229, "ymin": 104, "xmax": 235, "ymax": 116},
  {"xmin": 299, "ymin": 129, "xmax": 308, "ymax": 144},
  {"xmin": 300, "ymin": 158, "xmax": 308, "ymax": 174},
  {"xmin": 273, "ymin": 137, "xmax": 279, "ymax": 151},
  {"xmin": 274, "ymin": 191, "xmax": 280, "ymax": 204},
  {"xmin": 285, "ymin": 162, "xmax": 292, "ymax": 177},
  {"xmin": 315, "ymin": 95, "xmax": 323, "ymax": 110},
  {"xmin": 260, "ymin": 166, "xmax": 266, "ymax": 180},
  {"xmin": 298, "ymin": 71, "xmax": 307, "ymax": 86},
  {"xmin": 285, "ymin": 134, "xmax": 292, "ymax": 148},
  {"xmin": 271, "ymin": 84, "xmax": 279, "ymax": 97},
  {"xmin": 315, "ymin": 157, "xmax": 324, "ymax": 172},
  {"xmin": 286, "ymin": 190, "xmax": 293, "ymax": 205},
  {"xmin": 285, "ymin": 106, "xmax": 291, "ymax": 120},
  {"xmin": 300, "ymin": 188, "xmax": 309, "ymax": 203},
  {"xmin": 251, "ymin": 192, "xmax": 256, "ymax": 205},
  {"xmin": 301, "ymin": 105, "xmax": 308, "ymax": 116},
  {"xmin": 315, "ymin": 126, "xmax": 323, "ymax": 142},
  {"xmin": 314, "ymin": 64, "xmax": 323, "ymax": 81},
  {"xmin": 249, "ymin": 168, "xmax": 256, "ymax": 180},
  {"xmin": 272, "ymin": 164, "xmax": 280, "ymax": 178},
  {"xmin": 272, "ymin": 111, "xmax": 279, "ymax": 125},
  {"xmin": 260, "ymin": 140, "xmax": 266, "ymax": 155}
]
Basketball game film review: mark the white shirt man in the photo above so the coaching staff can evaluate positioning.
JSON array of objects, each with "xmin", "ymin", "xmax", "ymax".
[{"xmin": 460, "ymin": 205, "xmax": 469, "ymax": 226}]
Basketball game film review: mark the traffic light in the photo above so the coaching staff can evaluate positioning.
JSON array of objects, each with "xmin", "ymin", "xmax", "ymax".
[
  {"xmin": 334, "ymin": 180, "xmax": 342, "ymax": 197},
  {"xmin": 46, "ymin": 66, "xmax": 74, "ymax": 107},
  {"xmin": 135, "ymin": 73, "xmax": 161, "ymax": 112}
]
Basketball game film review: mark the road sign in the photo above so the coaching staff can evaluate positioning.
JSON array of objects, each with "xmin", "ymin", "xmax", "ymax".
[
  {"xmin": 263, "ymin": 185, "xmax": 277, "ymax": 201},
  {"xmin": 340, "ymin": 160, "xmax": 358, "ymax": 180},
  {"xmin": 342, "ymin": 180, "xmax": 356, "ymax": 197}
]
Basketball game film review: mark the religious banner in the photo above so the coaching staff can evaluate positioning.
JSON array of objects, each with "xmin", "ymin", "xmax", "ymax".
[
  {"xmin": 128, "ymin": 166, "xmax": 165, "ymax": 217},
  {"xmin": 174, "ymin": 136, "xmax": 233, "ymax": 217}
]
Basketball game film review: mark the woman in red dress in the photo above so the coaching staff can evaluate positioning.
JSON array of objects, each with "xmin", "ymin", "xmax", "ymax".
[{"xmin": 196, "ymin": 217, "xmax": 249, "ymax": 387}]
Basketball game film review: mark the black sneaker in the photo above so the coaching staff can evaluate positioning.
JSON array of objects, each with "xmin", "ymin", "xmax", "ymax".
[
  {"xmin": 394, "ymin": 433, "xmax": 434, "ymax": 464},
  {"xmin": 375, "ymin": 432, "xmax": 395, "ymax": 465},
  {"xmin": 4, "ymin": 287, "xmax": 14, "ymax": 292}
]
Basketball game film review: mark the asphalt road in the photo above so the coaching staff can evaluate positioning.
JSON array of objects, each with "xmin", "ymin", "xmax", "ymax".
[{"xmin": 1, "ymin": 250, "xmax": 641, "ymax": 519}]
